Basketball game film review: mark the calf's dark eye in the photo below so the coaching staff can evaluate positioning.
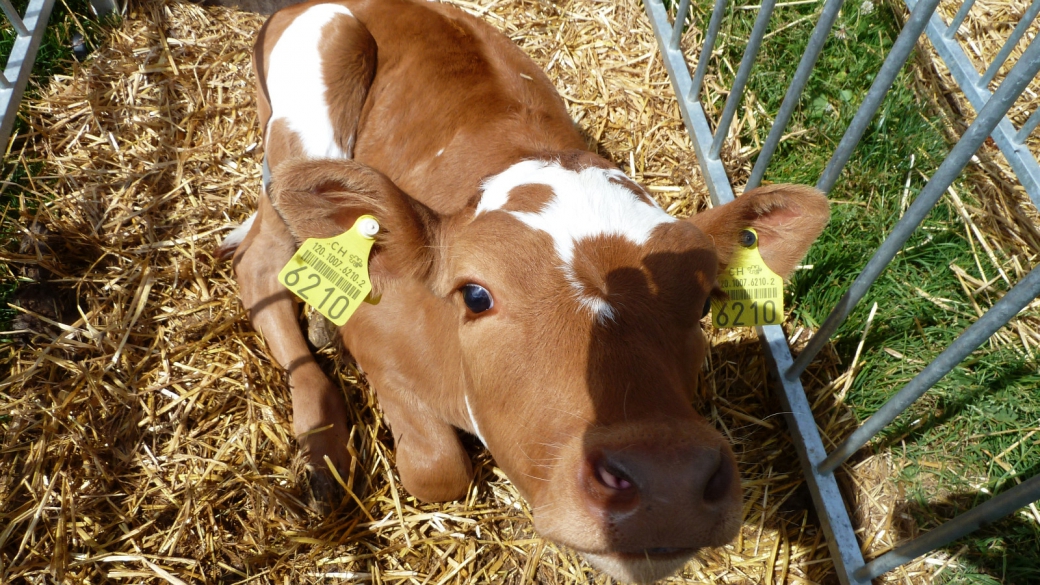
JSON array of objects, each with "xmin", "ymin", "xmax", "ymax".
[{"xmin": 461, "ymin": 284, "xmax": 494, "ymax": 314}]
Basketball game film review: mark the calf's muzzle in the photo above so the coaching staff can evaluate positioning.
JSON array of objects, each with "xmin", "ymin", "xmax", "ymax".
[{"xmin": 529, "ymin": 419, "xmax": 742, "ymax": 583}]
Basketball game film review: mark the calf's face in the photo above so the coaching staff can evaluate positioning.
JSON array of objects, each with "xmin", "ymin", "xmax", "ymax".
[{"xmin": 269, "ymin": 155, "xmax": 829, "ymax": 583}]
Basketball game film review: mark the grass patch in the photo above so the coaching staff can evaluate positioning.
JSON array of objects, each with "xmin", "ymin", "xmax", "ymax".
[{"xmin": 684, "ymin": 0, "xmax": 1039, "ymax": 580}]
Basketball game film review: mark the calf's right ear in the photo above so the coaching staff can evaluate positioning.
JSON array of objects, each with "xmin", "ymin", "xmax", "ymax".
[{"xmin": 268, "ymin": 158, "xmax": 440, "ymax": 292}]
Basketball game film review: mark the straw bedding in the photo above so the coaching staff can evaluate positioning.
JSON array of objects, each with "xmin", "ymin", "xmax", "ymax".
[
  {"xmin": 920, "ymin": 0, "xmax": 1040, "ymax": 325},
  {"xmin": 0, "ymin": 0, "xmax": 1035, "ymax": 583}
]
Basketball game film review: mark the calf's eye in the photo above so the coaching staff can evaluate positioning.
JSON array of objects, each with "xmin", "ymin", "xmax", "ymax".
[{"xmin": 461, "ymin": 284, "xmax": 494, "ymax": 314}]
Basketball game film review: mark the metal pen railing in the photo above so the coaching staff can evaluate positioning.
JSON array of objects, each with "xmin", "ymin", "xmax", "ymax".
[
  {"xmin": 909, "ymin": 0, "xmax": 1040, "ymax": 207},
  {"xmin": 642, "ymin": 0, "xmax": 1040, "ymax": 583},
  {"xmin": 0, "ymin": 0, "xmax": 59, "ymax": 151},
  {"xmin": 0, "ymin": 0, "xmax": 118, "ymax": 153}
]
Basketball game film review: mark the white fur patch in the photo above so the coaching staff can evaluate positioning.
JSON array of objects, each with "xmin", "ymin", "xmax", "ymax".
[
  {"xmin": 266, "ymin": 4, "xmax": 355, "ymax": 159},
  {"xmin": 478, "ymin": 160, "xmax": 674, "ymax": 321},
  {"xmin": 577, "ymin": 292, "xmax": 617, "ymax": 324},
  {"xmin": 220, "ymin": 212, "xmax": 257, "ymax": 252},
  {"xmin": 465, "ymin": 395, "xmax": 487, "ymax": 447},
  {"xmin": 478, "ymin": 160, "xmax": 674, "ymax": 263}
]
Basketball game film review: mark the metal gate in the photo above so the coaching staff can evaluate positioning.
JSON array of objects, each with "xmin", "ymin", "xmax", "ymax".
[
  {"xmin": 0, "ymin": 0, "xmax": 58, "ymax": 151},
  {"xmin": 0, "ymin": 0, "xmax": 118, "ymax": 151},
  {"xmin": 642, "ymin": 0, "xmax": 1040, "ymax": 583}
]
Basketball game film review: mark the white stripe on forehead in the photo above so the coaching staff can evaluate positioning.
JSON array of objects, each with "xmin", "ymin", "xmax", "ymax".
[
  {"xmin": 477, "ymin": 159, "xmax": 676, "ymax": 264},
  {"xmin": 266, "ymin": 4, "xmax": 354, "ymax": 159}
]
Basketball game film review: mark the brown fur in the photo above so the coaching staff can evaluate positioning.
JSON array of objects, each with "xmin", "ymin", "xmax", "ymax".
[{"xmin": 269, "ymin": 159, "xmax": 440, "ymax": 289}]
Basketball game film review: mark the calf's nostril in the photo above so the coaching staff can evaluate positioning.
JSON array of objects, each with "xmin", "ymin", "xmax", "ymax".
[{"xmin": 703, "ymin": 449, "xmax": 734, "ymax": 502}]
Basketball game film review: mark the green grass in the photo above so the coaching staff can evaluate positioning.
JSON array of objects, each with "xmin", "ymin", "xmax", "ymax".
[
  {"xmin": 0, "ymin": 0, "xmax": 105, "ymax": 337},
  {"xmin": 682, "ymin": 0, "xmax": 1040, "ymax": 581}
]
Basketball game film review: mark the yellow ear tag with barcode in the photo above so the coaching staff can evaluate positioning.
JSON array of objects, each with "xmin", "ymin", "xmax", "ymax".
[
  {"xmin": 711, "ymin": 228, "xmax": 784, "ymax": 328},
  {"xmin": 278, "ymin": 215, "xmax": 379, "ymax": 327}
]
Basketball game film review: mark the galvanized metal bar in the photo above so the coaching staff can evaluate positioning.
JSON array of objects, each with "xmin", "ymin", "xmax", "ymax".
[
  {"xmin": 979, "ymin": 0, "xmax": 1040, "ymax": 87},
  {"xmin": 819, "ymin": 263, "xmax": 1040, "ymax": 473},
  {"xmin": 0, "ymin": 72, "xmax": 10, "ymax": 91},
  {"xmin": 644, "ymin": 0, "xmax": 734, "ymax": 202},
  {"xmin": 0, "ymin": 0, "xmax": 57, "ymax": 151},
  {"xmin": 1018, "ymin": 107, "xmax": 1040, "ymax": 143},
  {"xmin": 944, "ymin": 0, "xmax": 976, "ymax": 39},
  {"xmin": 759, "ymin": 325, "xmax": 872, "ymax": 585},
  {"xmin": 671, "ymin": 0, "xmax": 694, "ymax": 50},
  {"xmin": 89, "ymin": 0, "xmax": 118, "ymax": 16},
  {"xmin": 817, "ymin": 0, "xmax": 943, "ymax": 194},
  {"xmin": 745, "ymin": 0, "xmax": 848, "ymax": 189},
  {"xmin": 910, "ymin": 0, "xmax": 1040, "ymax": 207},
  {"xmin": 0, "ymin": 0, "xmax": 30, "ymax": 36},
  {"xmin": 709, "ymin": 0, "xmax": 778, "ymax": 158},
  {"xmin": 788, "ymin": 32, "xmax": 1040, "ymax": 380},
  {"xmin": 856, "ymin": 473, "xmax": 1040, "ymax": 579},
  {"xmin": 689, "ymin": 0, "xmax": 729, "ymax": 103}
]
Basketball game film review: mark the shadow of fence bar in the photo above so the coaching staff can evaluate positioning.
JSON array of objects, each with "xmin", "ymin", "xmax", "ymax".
[{"xmin": 642, "ymin": 0, "xmax": 1040, "ymax": 583}]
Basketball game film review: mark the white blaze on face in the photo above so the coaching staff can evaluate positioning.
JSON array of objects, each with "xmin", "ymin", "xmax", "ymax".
[
  {"xmin": 478, "ymin": 160, "xmax": 676, "ymax": 321},
  {"xmin": 266, "ymin": 4, "xmax": 354, "ymax": 159}
]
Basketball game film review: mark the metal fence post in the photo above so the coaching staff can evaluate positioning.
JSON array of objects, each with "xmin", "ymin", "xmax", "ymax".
[
  {"xmin": 815, "ymin": 0, "xmax": 944, "ymax": 194},
  {"xmin": 907, "ymin": 0, "xmax": 1040, "ymax": 207},
  {"xmin": 0, "ymin": 0, "xmax": 58, "ymax": 151},
  {"xmin": 709, "ymin": 0, "xmax": 777, "ymax": 159},
  {"xmin": 819, "ymin": 264, "xmax": 1040, "ymax": 474}
]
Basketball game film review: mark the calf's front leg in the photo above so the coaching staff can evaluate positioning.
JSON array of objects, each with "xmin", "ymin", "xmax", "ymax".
[{"xmin": 232, "ymin": 195, "xmax": 356, "ymax": 507}]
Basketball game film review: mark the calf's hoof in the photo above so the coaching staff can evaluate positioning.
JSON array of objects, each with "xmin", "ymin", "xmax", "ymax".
[
  {"xmin": 297, "ymin": 425, "xmax": 365, "ymax": 513},
  {"xmin": 306, "ymin": 307, "xmax": 337, "ymax": 348},
  {"xmin": 303, "ymin": 464, "xmax": 367, "ymax": 514}
]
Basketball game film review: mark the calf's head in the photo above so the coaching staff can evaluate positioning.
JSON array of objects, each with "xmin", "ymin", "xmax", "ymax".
[{"xmin": 269, "ymin": 154, "xmax": 829, "ymax": 583}]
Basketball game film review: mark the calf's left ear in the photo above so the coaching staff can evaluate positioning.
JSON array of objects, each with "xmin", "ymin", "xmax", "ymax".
[
  {"xmin": 268, "ymin": 158, "xmax": 440, "ymax": 292},
  {"xmin": 686, "ymin": 184, "xmax": 829, "ymax": 278}
]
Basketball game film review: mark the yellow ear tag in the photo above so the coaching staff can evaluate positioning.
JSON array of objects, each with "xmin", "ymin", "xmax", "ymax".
[
  {"xmin": 711, "ymin": 228, "xmax": 785, "ymax": 328},
  {"xmin": 277, "ymin": 215, "xmax": 379, "ymax": 327}
]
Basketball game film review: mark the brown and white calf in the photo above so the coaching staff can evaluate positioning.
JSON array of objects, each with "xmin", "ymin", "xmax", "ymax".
[{"xmin": 219, "ymin": 0, "xmax": 829, "ymax": 581}]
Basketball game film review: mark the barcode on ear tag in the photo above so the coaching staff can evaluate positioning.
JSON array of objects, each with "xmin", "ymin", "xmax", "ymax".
[
  {"xmin": 278, "ymin": 215, "xmax": 379, "ymax": 327},
  {"xmin": 712, "ymin": 228, "xmax": 784, "ymax": 328}
]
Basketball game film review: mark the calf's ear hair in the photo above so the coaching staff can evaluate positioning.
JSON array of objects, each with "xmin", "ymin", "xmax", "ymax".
[
  {"xmin": 268, "ymin": 158, "xmax": 440, "ymax": 291},
  {"xmin": 686, "ymin": 184, "xmax": 829, "ymax": 278}
]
